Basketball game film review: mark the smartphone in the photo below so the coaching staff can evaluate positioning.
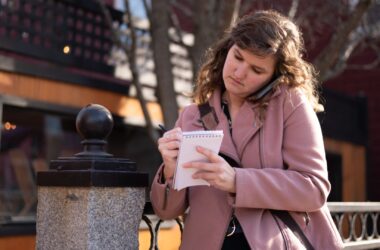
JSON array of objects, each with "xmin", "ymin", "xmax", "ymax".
[{"xmin": 249, "ymin": 75, "xmax": 282, "ymax": 101}]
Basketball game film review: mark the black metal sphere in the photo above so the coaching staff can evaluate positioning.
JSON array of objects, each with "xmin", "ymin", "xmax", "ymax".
[{"xmin": 76, "ymin": 104, "xmax": 114, "ymax": 140}]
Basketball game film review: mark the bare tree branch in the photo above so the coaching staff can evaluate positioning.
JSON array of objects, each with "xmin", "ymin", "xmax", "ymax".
[
  {"xmin": 142, "ymin": 0, "xmax": 152, "ymax": 23},
  {"xmin": 169, "ymin": 10, "xmax": 192, "ymax": 51},
  {"xmin": 295, "ymin": 1, "xmax": 346, "ymax": 47},
  {"xmin": 313, "ymin": 0, "xmax": 375, "ymax": 82},
  {"xmin": 94, "ymin": 0, "xmax": 131, "ymax": 55},
  {"xmin": 170, "ymin": 0, "xmax": 193, "ymax": 18},
  {"xmin": 230, "ymin": 0, "xmax": 241, "ymax": 27},
  {"xmin": 287, "ymin": 0, "xmax": 299, "ymax": 19},
  {"xmin": 320, "ymin": 29, "xmax": 364, "ymax": 80},
  {"xmin": 347, "ymin": 42, "xmax": 380, "ymax": 70},
  {"xmin": 314, "ymin": 0, "xmax": 380, "ymax": 80},
  {"xmin": 314, "ymin": 0, "xmax": 375, "ymax": 82},
  {"xmin": 363, "ymin": 6, "xmax": 380, "ymax": 38},
  {"xmin": 95, "ymin": 0, "xmax": 159, "ymax": 141},
  {"xmin": 124, "ymin": 0, "xmax": 160, "ymax": 141}
]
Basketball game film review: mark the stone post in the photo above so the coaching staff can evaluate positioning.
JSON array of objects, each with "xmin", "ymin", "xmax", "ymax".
[{"xmin": 36, "ymin": 104, "xmax": 149, "ymax": 250}]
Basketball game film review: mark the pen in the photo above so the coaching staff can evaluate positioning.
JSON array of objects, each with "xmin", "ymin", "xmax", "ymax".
[
  {"xmin": 158, "ymin": 124, "xmax": 167, "ymax": 137},
  {"xmin": 158, "ymin": 124, "xmax": 167, "ymax": 132}
]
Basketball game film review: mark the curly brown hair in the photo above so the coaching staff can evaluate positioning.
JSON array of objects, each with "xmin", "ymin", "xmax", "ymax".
[{"xmin": 193, "ymin": 10, "xmax": 322, "ymax": 116}]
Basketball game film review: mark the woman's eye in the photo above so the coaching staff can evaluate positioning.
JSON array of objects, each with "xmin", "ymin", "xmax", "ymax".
[
  {"xmin": 234, "ymin": 54, "xmax": 243, "ymax": 61},
  {"xmin": 251, "ymin": 67, "xmax": 263, "ymax": 75},
  {"xmin": 251, "ymin": 68, "xmax": 263, "ymax": 74}
]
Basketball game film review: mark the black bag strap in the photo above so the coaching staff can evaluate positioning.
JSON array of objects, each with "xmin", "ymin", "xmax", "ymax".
[
  {"xmin": 198, "ymin": 102, "xmax": 219, "ymax": 130},
  {"xmin": 271, "ymin": 210, "xmax": 315, "ymax": 250},
  {"xmin": 198, "ymin": 102, "xmax": 213, "ymax": 118}
]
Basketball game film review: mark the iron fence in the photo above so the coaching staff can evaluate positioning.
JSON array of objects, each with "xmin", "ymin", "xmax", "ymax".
[
  {"xmin": 329, "ymin": 202, "xmax": 380, "ymax": 249},
  {"xmin": 142, "ymin": 202, "xmax": 380, "ymax": 250}
]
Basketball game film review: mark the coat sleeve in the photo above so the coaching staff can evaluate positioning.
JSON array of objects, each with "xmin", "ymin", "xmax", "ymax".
[
  {"xmin": 150, "ymin": 164, "xmax": 187, "ymax": 220},
  {"xmin": 150, "ymin": 107, "xmax": 194, "ymax": 220},
  {"xmin": 233, "ymin": 90, "xmax": 331, "ymax": 212}
]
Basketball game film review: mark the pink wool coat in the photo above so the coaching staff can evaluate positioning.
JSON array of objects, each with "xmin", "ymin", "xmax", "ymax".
[{"xmin": 150, "ymin": 86, "xmax": 344, "ymax": 250}]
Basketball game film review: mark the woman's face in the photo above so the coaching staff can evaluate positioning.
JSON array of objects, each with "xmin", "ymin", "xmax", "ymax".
[{"xmin": 222, "ymin": 44, "xmax": 276, "ymax": 102}]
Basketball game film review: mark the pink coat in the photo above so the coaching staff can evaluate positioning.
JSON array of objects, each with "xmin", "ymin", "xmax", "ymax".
[{"xmin": 150, "ymin": 87, "xmax": 344, "ymax": 250}]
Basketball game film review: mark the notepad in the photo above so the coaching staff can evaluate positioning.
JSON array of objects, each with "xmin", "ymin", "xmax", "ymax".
[{"xmin": 173, "ymin": 130, "xmax": 224, "ymax": 191}]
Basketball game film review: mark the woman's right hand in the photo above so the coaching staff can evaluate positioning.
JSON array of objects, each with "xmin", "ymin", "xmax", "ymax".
[{"xmin": 157, "ymin": 127, "xmax": 182, "ymax": 180}]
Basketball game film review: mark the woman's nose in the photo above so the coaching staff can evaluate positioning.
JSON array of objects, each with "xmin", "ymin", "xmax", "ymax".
[{"xmin": 234, "ymin": 65, "xmax": 247, "ymax": 80}]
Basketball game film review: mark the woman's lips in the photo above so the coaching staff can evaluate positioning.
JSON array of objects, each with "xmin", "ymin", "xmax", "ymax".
[{"xmin": 230, "ymin": 76, "xmax": 244, "ymax": 86}]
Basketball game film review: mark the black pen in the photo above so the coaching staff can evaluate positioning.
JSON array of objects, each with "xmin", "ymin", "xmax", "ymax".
[
  {"xmin": 158, "ymin": 124, "xmax": 167, "ymax": 132},
  {"xmin": 158, "ymin": 124, "xmax": 167, "ymax": 137}
]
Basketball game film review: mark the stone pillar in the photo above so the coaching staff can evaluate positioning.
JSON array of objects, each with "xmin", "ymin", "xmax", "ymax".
[{"xmin": 36, "ymin": 104, "xmax": 149, "ymax": 250}]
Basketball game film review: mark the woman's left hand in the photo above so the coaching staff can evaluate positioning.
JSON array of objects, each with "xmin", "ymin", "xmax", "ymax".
[{"xmin": 183, "ymin": 146, "xmax": 236, "ymax": 193}]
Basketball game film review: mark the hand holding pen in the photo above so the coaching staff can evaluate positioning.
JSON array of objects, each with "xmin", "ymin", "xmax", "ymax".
[{"xmin": 157, "ymin": 125, "xmax": 182, "ymax": 180}]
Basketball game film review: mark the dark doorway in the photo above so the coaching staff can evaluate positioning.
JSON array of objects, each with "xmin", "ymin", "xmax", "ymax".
[{"xmin": 326, "ymin": 152, "xmax": 343, "ymax": 201}]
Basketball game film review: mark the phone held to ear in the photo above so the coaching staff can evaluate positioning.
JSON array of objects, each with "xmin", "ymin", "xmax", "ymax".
[{"xmin": 249, "ymin": 75, "xmax": 282, "ymax": 101}]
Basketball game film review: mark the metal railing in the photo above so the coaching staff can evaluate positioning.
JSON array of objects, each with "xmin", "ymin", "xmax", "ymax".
[
  {"xmin": 142, "ymin": 202, "xmax": 380, "ymax": 250},
  {"xmin": 141, "ymin": 214, "xmax": 183, "ymax": 250},
  {"xmin": 328, "ymin": 202, "xmax": 380, "ymax": 249}
]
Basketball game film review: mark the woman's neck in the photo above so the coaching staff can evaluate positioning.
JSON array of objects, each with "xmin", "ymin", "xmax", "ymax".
[
  {"xmin": 224, "ymin": 91, "xmax": 244, "ymax": 109},
  {"xmin": 223, "ymin": 91, "xmax": 245, "ymax": 121}
]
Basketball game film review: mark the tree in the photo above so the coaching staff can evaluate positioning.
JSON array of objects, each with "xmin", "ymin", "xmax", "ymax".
[
  {"xmin": 189, "ymin": 0, "xmax": 241, "ymax": 77},
  {"xmin": 145, "ymin": 0, "xmax": 242, "ymax": 127},
  {"xmin": 95, "ymin": 0, "xmax": 160, "ymax": 141},
  {"xmin": 98, "ymin": 0, "xmax": 380, "ymax": 141},
  {"xmin": 149, "ymin": 0, "xmax": 178, "ymax": 128},
  {"xmin": 294, "ymin": 0, "xmax": 378, "ymax": 82}
]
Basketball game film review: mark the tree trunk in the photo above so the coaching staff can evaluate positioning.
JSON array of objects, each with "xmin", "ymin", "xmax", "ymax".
[
  {"xmin": 191, "ymin": 0, "xmax": 238, "ymax": 79},
  {"xmin": 151, "ymin": 0, "xmax": 179, "ymax": 128}
]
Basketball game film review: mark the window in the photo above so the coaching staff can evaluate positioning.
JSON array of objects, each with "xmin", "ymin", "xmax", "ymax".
[{"xmin": 0, "ymin": 104, "xmax": 81, "ymax": 226}]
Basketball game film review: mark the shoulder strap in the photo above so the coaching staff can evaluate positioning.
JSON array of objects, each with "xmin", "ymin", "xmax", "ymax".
[
  {"xmin": 198, "ymin": 102, "xmax": 219, "ymax": 130},
  {"xmin": 198, "ymin": 102, "xmax": 213, "ymax": 118},
  {"xmin": 271, "ymin": 210, "xmax": 315, "ymax": 250}
]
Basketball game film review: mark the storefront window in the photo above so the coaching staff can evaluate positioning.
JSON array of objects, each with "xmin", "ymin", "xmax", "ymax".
[{"xmin": 0, "ymin": 104, "xmax": 81, "ymax": 225}]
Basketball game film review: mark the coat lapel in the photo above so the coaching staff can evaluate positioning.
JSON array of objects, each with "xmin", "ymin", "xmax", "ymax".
[
  {"xmin": 201, "ymin": 89, "xmax": 241, "ymax": 163},
  {"xmin": 232, "ymin": 87, "xmax": 282, "ymax": 158},
  {"xmin": 197, "ymin": 86, "xmax": 282, "ymax": 164},
  {"xmin": 232, "ymin": 102, "xmax": 263, "ymax": 159}
]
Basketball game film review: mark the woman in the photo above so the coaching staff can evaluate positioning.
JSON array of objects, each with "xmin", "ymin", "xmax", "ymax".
[{"xmin": 151, "ymin": 10, "xmax": 343, "ymax": 250}]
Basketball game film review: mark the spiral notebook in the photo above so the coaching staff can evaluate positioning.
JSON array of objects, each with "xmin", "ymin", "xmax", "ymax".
[{"xmin": 173, "ymin": 130, "xmax": 224, "ymax": 191}]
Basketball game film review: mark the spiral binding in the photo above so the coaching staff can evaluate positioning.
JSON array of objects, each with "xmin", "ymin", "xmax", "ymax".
[{"xmin": 182, "ymin": 130, "xmax": 223, "ymax": 139}]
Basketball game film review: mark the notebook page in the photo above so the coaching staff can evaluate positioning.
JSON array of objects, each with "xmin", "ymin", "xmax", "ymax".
[{"xmin": 173, "ymin": 130, "xmax": 224, "ymax": 191}]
